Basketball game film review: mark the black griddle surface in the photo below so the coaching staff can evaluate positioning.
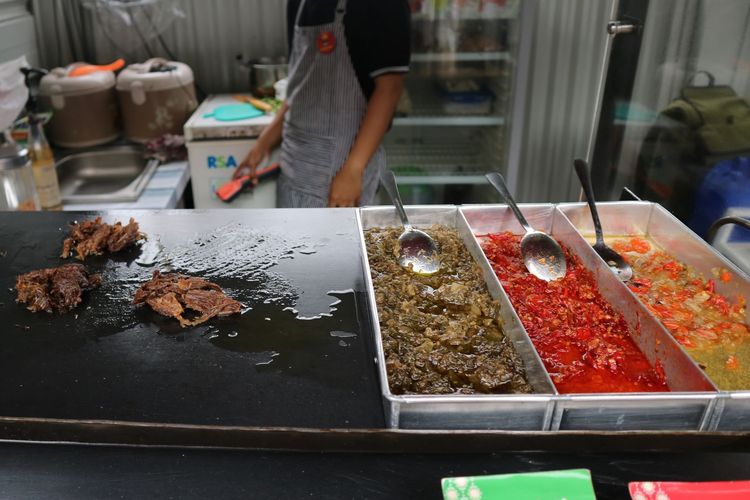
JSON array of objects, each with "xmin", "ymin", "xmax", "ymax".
[{"xmin": 0, "ymin": 209, "xmax": 384, "ymax": 428}]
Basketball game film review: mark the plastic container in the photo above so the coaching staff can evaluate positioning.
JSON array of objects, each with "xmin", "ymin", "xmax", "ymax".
[
  {"xmin": 39, "ymin": 65, "xmax": 120, "ymax": 148},
  {"xmin": 117, "ymin": 58, "xmax": 197, "ymax": 143},
  {"xmin": 442, "ymin": 88, "xmax": 494, "ymax": 115},
  {"xmin": 273, "ymin": 78, "xmax": 288, "ymax": 101},
  {"xmin": 0, "ymin": 140, "xmax": 40, "ymax": 211}
]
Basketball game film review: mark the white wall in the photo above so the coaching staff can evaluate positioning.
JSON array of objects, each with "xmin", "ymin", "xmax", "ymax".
[
  {"xmin": 31, "ymin": 0, "xmax": 288, "ymax": 94},
  {"xmin": 693, "ymin": 0, "xmax": 750, "ymax": 98},
  {"xmin": 0, "ymin": 0, "xmax": 39, "ymax": 65}
]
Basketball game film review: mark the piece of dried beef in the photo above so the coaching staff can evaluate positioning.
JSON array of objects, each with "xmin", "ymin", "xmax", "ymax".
[
  {"xmin": 15, "ymin": 263, "xmax": 101, "ymax": 314},
  {"xmin": 61, "ymin": 216, "xmax": 144, "ymax": 260},
  {"xmin": 134, "ymin": 271, "xmax": 242, "ymax": 327}
]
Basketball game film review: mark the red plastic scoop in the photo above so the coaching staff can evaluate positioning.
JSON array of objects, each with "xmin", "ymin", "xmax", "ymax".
[{"xmin": 215, "ymin": 163, "xmax": 280, "ymax": 203}]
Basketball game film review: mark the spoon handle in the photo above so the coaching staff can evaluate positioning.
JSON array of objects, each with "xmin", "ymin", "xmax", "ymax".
[
  {"xmin": 573, "ymin": 159, "xmax": 605, "ymax": 246},
  {"xmin": 485, "ymin": 172, "xmax": 534, "ymax": 234},
  {"xmin": 380, "ymin": 170, "xmax": 411, "ymax": 230}
]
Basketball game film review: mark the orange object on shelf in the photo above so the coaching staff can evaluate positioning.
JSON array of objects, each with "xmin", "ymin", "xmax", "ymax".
[
  {"xmin": 68, "ymin": 59, "xmax": 126, "ymax": 77},
  {"xmin": 232, "ymin": 95, "xmax": 273, "ymax": 113}
]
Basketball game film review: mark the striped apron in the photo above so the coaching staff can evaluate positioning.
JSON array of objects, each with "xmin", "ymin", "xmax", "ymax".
[{"xmin": 277, "ymin": 0, "xmax": 385, "ymax": 208}]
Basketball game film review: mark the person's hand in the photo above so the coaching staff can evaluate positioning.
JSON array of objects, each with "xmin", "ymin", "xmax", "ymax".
[
  {"xmin": 328, "ymin": 163, "xmax": 364, "ymax": 207},
  {"xmin": 233, "ymin": 141, "xmax": 269, "ymax": 183}
]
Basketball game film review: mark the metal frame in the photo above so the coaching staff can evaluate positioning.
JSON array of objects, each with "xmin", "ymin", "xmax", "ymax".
[
  {"xmin": 357, "ymin": 203, "xmax": 725, "ymax": 431},
  {"xmin": 1, "ymin": 416, "xmax": 749, "ymax": 453}
]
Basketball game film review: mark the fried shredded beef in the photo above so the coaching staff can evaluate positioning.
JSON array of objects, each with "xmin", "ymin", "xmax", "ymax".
[
  {"xmin": 61, "ymin": 217, "xmax": 143, "ymax": 260},
  {"xmin": 15, "ymin": 263, "xmax": 101, "ymax": 314},
  {"xmin": 134, "ymin": 271, "xmax": 242, "ymax": 327}
]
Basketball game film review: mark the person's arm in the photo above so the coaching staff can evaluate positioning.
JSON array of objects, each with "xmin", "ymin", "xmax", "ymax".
[
  {"xmin": 327, "ymin": 74, "xmax": 404, "ymax": 207},
  {"xmin": 233, "ymin": 102, "xmax": 288, "ymax": 181}
]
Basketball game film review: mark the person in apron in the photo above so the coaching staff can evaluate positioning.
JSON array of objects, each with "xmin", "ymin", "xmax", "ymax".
[{"xmin": 235, "ymin": 0, "xmax": 410, "ymax": 207}]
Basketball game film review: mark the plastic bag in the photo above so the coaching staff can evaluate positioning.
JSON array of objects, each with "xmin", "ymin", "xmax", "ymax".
[
  {"xmin": 0, "ymin": 56, "xmax": 29, "ymax": 131},
  {"xmin": 82, "ymin": 0, "xmax": 185, "ymax": 54},
  {"xmin": 689, "ymin": 156, "xmax": 750, "ymax": 238}
]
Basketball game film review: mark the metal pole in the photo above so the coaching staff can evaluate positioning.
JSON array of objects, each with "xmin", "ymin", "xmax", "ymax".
[
  {"xmin": 585, "ymin": 0, "xmax": 620, "ymax": 164},
  {"xmin": 578, "ymin": 3, "xmax": 640, "ymax": 201}
]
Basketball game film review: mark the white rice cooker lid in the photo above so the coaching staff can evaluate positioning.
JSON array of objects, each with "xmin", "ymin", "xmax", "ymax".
[
  {"xmin": 39, "ymin": 65, "xmax": 116, "ymax": 96},
  {"xmin": 116, "ymin": 59, "xmax": 194, "ymax": 92}
]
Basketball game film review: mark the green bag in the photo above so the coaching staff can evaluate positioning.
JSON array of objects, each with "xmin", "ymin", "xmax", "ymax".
[
  {"xmin": 662, "ymin": 71, "xmax": 750, "ymax": 163},
  {"xmin": 636, "ymin": 72, "xmax": 750, "ymax": 220}
]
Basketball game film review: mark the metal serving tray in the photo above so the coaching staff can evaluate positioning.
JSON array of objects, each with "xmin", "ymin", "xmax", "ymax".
[
  {"xmin": 357, "ymin": 206, "xmax": 556, "ymax": 430},
  {"xmin": 558, "ymin": 201, "xmax": 750, "ymax": 430},
  {"xmin": 461, "ymin": 204, "xmax": 718, "ymax": 431}
]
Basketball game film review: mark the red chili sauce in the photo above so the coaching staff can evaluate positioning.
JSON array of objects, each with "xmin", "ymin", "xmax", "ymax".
[{"xmin": 481, "ymin": 232, "xmax": 669, "ymax": 393}]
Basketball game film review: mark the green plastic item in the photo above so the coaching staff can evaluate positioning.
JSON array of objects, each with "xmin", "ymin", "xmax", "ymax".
[
  {"xmin": 203, "ymin": 103, "xmax": 264, "ymax": 121},
  {"xmin": 441, "ymin": 469, "xmax": 597, "ymax": 500}
]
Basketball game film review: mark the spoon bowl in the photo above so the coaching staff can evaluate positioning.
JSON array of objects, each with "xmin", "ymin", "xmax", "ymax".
[
  {"xmin": 592, "ymin": 241, "xmax": 633, "ymax": 282},
  {"xmin": 398, "ymin": 228, "xmax": 441, "ymax": 275},
  {"xmin": 573, "ymin": 158, "xmax": 633, "ymax": 282},
  {"xmin": 485, "ymin": 172, "xmax": 567, "ymax": 281},
  {"xmin": 380, "ymin": 170, "xmax": 441, "ymax": 275},
  {"xmin": 521, "ymin": 231, "xmax": 567, "ymax": 281}
]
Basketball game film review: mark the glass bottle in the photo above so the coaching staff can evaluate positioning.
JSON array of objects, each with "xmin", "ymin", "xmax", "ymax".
[
  {"xmin": 22, "ymin": 66, "xmax": 62, "ymax": 210},
  {"xmin": 27, "ymin": 114, "xmax": 62, "ymax": 210},
  {"xmin": 0, "ymin": 133, "xmax": 41, "ymax": 211}
]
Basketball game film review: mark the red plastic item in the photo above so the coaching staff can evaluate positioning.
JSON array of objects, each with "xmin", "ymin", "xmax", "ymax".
[
  {"xmin": 215, "ymin": 163, "xmax": 280, "ymax": 203},
  {"xmin": 629, "ymin": 480, "xmax": 750, "ymax": 499}
]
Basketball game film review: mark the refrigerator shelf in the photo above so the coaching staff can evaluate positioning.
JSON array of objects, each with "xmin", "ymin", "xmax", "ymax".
[
  {"xmin": 386, "ymin": 1, "xmax": 521, "ymax": 199},
  {"xmin": 394, "ymin": 80, "xmax": 507, "ymax": 127},
  {"xmin": 394, "ymin": 175, "xmax": 487, "ymax": 185},
  {"xmin": 411, "ymin": 12, "xmax": 515, "ymax": 21},
  {"xmin": 388, "ymin": 140, "xmax": 494, "ymax": 183},
  {"xmin": 393, "ymin": 116, "xmax": 504, "ymax": 126},
  {"xmin": 411, "ymin": 51, "xmax": 511, "ymax": 63}
]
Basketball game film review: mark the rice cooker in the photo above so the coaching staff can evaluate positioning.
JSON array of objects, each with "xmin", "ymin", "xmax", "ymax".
[
  {"xmin": 116, "ymin": 58, "xmax": 198, "ymax": 143},
  {"xmin": 39, "ymin": 65, "xmax": 120, "ymax": 148}
]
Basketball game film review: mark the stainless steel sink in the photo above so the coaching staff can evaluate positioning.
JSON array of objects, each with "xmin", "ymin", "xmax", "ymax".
[{"xmin": 57, "ymin": 146, "xmax": 159, "ymax": 204}]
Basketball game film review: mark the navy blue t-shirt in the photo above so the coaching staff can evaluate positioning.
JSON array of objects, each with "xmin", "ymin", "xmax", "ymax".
[{"xmin": 287, "ymin": 0, "xmax": 411, "ymax": 100}]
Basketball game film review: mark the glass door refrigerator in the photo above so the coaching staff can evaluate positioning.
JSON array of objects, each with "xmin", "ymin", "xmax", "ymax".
[{"xmin": 382, "ymin": 0, "xmax": 522, "ymax": 204}]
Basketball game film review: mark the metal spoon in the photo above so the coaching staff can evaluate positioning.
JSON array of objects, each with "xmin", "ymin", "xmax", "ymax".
[
  {"xmin": 573, "ymin": 158, "xmax": 633, "ymax": 282},
  {"xmin": 485, "ymin": 172, "xmax": 567, "ymax": 281},
  {"xmin": 379, "ymin": 170, "xmax": 440, "ymax": 275}
]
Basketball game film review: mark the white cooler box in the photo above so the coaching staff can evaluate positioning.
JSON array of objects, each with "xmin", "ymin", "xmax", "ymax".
[
  {"xmin": 185, "ymin": 94, "xmax": 277, "ymax": 209},
  {"xmin": 187, "ymin": 139, "xmax": 278, "ymax": 208}
]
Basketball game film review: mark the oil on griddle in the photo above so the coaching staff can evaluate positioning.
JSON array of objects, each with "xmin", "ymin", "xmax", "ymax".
[
  {"xmin": 9, "ymin": 215, "xmax": 365, "ymax": 382},
  {"xmin": 1, "ymin": 210, "xmax": 383, "ymax": 427}
]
